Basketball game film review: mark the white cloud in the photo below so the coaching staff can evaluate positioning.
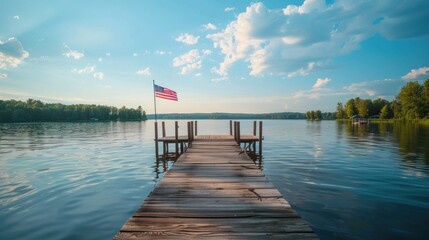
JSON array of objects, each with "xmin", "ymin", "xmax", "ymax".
[
  {"xmin": 313, "ymin": 78, "xmax": 331, "ymax": 89},
  {"xmin": 13, "ymin": 15, "xmax": 20, "ymax": 20},
  {"xmin": 73, "ymin": 65, "xmax": 96, "ymax": 74},
  {"xmin": 212, "ymin": 76, "xmax": 228, "ymax": 82},
  {"xmin": 175, "ymin": 33, "xmax": 200, "ymax": 45},
  {"xmin": 63, "ymin": 45, "xmax": 84, "ymax": 59},
  {"xmin": 0, "ymin": 73, "xmax": 7, "ymax": 79},
  {"xmin": 225, "ymin": 7, "xmax": 235, "ymax": 12},
  {"xmin": 208, "ymin": 1, "xmax": 429, "ymax": 77},
  {"xmin": 106, "ymin": 52, "xmax": 111, "ymax": 56},
  {"xmin": 401, "ymin": 67, "xmax": 429, "ymax": 80},
  {"xmin": 0, "ymin": 37, "xmax": 29, "ymax": 69},
  {"xmin": 195, "ymin": 73, "xmax": 202, "ymax": 77},
  {"xmin": 344, "ymin": 79, "xmax": 403, "ymax": 99},
  {"xmin": 202, "ymin": 49, "xmax": 212, "ymax": 56},
  {"xmin": 155, "ymin": 50, "xmax": 172, "ymax": 55},
  {"xmin": 72, "ymin": 66, "xmax": 103, "ymax": 80},
  {"xmin": 98, "ymin": 57, "xmax": 103, "ymax": 62},
  {"xmin": 93, "ymin": 72, "xmax": 104, "ymax": 80},
  {"xmin": 137, "ymin": 67, "xmax": 151, "ymax": 76},
  {"xmin": 133, "ymin": 53, "xmax": 138, "ymax": 57},
  {"xmin": 203, "ymin": 23, "xmax": 217, "ymax": 30},
  {"xmin": 173, "ymin": 49, "xmax": 202, "ymax": 74},
  {"xmin": 287, "ymin": 62, "xmax": 316, "ymax": 78}
]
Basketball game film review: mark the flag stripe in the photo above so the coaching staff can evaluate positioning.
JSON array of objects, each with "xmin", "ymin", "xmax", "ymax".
[{"xmin": 154, "ymin": 84, "xmax": 178, "ymax": 101}]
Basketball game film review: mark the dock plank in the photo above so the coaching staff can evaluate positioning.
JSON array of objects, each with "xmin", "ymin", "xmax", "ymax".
[{"xmin": 114, "ymin": 135, "xmax": 318, "ymax": 239}]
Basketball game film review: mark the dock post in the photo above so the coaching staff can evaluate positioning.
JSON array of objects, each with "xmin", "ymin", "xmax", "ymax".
[
  {"xmin": 253, "ymin": 121, "xmax": 257, "ymax": 136},
  {"xmin": 162, "ymin": 121, "xmax": 166, "ymax": 137},
  {"xmin": 175, "ymin": 121, "xmax": 179, "ymax": 159},
  {"xmin": 229, "ymin": 120, "xmax": 232, "ymax": 135},
  {"xmin": 259, "ymin": 121, "xmax": 263, "ymax": 156},
  {"xmin": 187, "ymin": 122, "xmax": 191, "ymax": 148},
  {"xmin": 233, "ymin": 121, "xmax": 237, "ymax": 142},
  {"xmin": 194, "ymin": 121, "xmax": 198, "ymax": 136},
  {"xmin": 190, "ymin": 121, "xmax": 194, "ymax": 141},
  {"xmin": 237, "ymin": 122, "xmax": 241, "ymax": 146},
  {"xmin": 162, "ymin": 121, "xmax": 166, "ymax": 157},
  {"xmin": 154, "ymin": 122, "xmax": 159, "ymax": 159}
]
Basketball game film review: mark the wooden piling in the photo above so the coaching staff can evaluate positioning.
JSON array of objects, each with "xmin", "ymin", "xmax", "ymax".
[
  {"xmin": 259, "ymin": 121, "xmax": 263, "ymax": 156},
  {"xmin": 253, "ymin": 121, "xmax": 257, "ymax": 136},
  {"xmin": 154, "ymin": 122, "xmax": 159, "ymax": 159},
  {"xmin": 229, "ymin": 120, "xmax": 232, "ymax": 135},
  {"xmin": 194, "ymin": 121, "xmax": 198, "ymax": 136},
  {"xmin": 162, "ymin": 121, "xmax": 166, "ymax": 137},
  {"xmin": 175, "ymin": 121, "xmax": 179, "ymax": 159}
]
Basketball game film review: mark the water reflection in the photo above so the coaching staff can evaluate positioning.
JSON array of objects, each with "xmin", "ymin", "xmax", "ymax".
[{"xmin": 339, "ymin": 121, "xmax": 429, "ymax": 166}]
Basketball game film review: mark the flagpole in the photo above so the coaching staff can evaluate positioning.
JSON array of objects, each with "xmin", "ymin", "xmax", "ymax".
[{"xmin": 153, "ymin": 80, "xmax": 158, "ymax": 122}]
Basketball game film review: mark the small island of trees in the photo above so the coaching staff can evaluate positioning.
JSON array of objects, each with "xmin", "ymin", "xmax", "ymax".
[{"xmin": 0, "ymin": 99, "xmax": 147, "ymax": 123}]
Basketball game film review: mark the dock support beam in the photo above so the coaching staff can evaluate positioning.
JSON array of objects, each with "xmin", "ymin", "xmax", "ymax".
[
  {"xmin": 154, "ymin": 122, "xmax": 159, "ymax": 159},
  {"xmin": 229, "ymin": 120, "xmax": 233, "ymax": 135},
  {"xmin": 194, "ymin": 121, "xmax": 198, "ymax": 136},
  {"xmin": 259, "ymin": 121, "xmax": 263, "ymax": 157},
  {"xmin": 175, "ymin": 121, "xmax": 179, "ymax": 159}
]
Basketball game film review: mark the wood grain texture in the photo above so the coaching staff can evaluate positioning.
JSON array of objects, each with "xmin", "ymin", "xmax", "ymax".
[{"xmin": 114, "ymin": 135, "xmax": 318, "ymax": 239}]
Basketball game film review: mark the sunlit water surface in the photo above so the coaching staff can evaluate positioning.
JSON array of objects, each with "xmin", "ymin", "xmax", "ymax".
[{"xmin": 1, "ymin": 120, "xmax": 428, "ymax": 239}]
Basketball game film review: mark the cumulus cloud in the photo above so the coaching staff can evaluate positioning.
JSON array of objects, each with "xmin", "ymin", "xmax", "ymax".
[
  {"xmin": 175, "ymin": 33, "xmax": 200, "ymax": 45},
  {"xmin": 93, "ymin": 72, "xmax": 104, "ymax": 80},
  {"xmin": 73, "ymin": 65, "xmax": 96, "ymax": 74},
  {"xmin": 133, "ymin": 53, "xmax": 138, "ymax": 57},
  {"xmin": 208, "ymin": 0, "xmax": 429, "ymax": 77},
  {"xmin": 313, "ymin": 78, "xmax": 331, "ymax": 88},
  {"xmin": 344, "ymin": 79, "xmax": 403, "ymax": 98},
  {"xmin": 173, "ymin": 49, "xmax": 203, "ymax": 74},
  {"xmin": 63, "ymin": 45, "xmax": 84, "ymax": 59},
  {"xmin": 203, "ymin": 23, "xmax": 217, "ymax": 30},
  {"xmin": 137, "ymin": 67, "xmax": 151, "ymax": 76},
  {"xmin": 0, "ymin": 37, "xmax": 29, "ymax": 69},
  {"xmin": 13, "ymin": 16, "xmax": 20, "ymax": 20},
  {"xmin": 401, "ymin": 67, "xmax": 429, "ymax": 80},
  {"xmin": 225, "ymin": 7, "xmax": 235, "ymax": 12},
  {"xmin": 0, "ymin": 73, "xmax": 7, "ymax": 79}
]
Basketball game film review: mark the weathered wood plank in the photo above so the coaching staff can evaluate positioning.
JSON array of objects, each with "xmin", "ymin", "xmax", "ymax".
[
  {"xmin": 156, "ymin": 181, "xmax": 275, "ymax": 189},
  {"xmin": 115, "ymin": 134, "xmax": 318, "ymax": 239},
  {"xmin": 114, "ymin": 232, "xmax": 318, "ymax": 240}
]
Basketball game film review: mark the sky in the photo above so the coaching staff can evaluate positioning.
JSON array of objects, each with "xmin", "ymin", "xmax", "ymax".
[{"xmin": 1, "ymin": 0, "xmax": 429, "ymax": 114}]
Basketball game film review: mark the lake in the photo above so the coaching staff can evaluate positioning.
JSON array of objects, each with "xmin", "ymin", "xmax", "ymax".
[{"xmin": 1, "ymin": 120, "xmax": 428, "ymax": 239}]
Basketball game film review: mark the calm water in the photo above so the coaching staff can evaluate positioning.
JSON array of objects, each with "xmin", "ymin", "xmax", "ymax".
[{"xmin": 0, "ymin": 120, "xmax": 428, "ymax": 239}]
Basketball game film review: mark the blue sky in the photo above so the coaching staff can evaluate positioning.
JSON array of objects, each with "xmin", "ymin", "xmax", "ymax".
[{"xmin": 1, "ymin": 0, "xmax": 429, "ymax": 113}]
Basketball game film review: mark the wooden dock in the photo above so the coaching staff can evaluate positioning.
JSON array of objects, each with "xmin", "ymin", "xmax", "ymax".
[{"xmin": 114, "ymin": 126, "xmax": 318, "ymax": 239}]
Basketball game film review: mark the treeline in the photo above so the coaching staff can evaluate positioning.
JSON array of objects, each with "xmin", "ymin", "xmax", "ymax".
[
  {"xmin": 305, "ymin": 110, "xmax": 336, "ymax": 120},
  {"xmin": 148, "ymin": 112, "xmax": 307, "ymax": 120},
  {"xmin": 0, "ymin": 99, "xmax": 147, "ymax": 123},
  {"xmin": 336, "ymin": 79, "xmax": 429, "ymax": 119}
]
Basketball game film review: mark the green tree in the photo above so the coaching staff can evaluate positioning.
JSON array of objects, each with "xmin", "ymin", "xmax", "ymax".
[
  {"xmin": 380, "ymin": 104, "xmax": 393, "ymax": 119},
  {"xmin": 315, "ymin": 110, "xmax": 322, "ymax": 120},
  {"xmin": 398, "ymin": 81, "xmax": 425, "ymax": 119},
  {"xmin": 357, "ymin": 99, "xmax": 371, "ymax": 117},
  {"xmin": 336, "ymin": 102, "xmax": 346, "ymax": 119},
  {"xmin": 424, "ymin": 79, "xmax": 429, "ymax": 117},
  {"xmin": 345, "ymin": 99, "xmax": 357, "ymax": 118}
]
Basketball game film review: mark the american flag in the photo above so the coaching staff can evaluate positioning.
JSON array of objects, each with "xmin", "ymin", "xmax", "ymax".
[{"xmin": 154, "ymin": 84, "xmax": 178, "ymax": 101}]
